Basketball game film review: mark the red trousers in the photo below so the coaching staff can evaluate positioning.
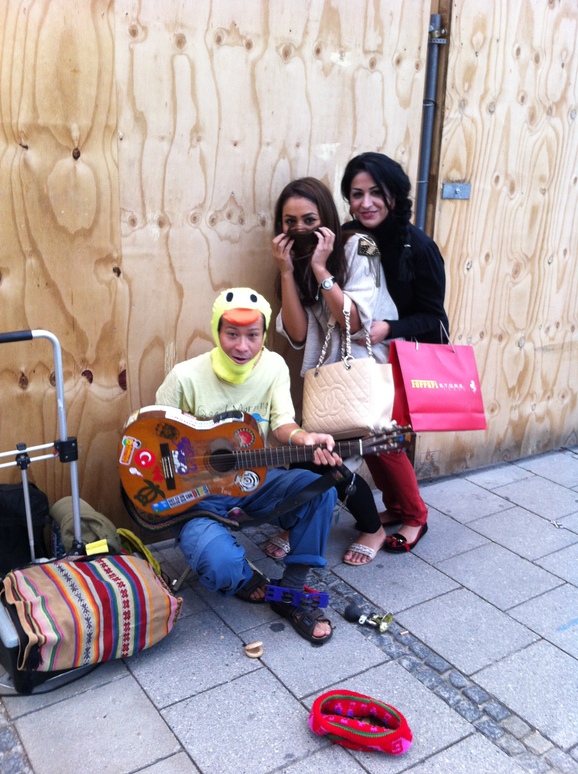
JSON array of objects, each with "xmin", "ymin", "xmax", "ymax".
[{"xmin": 364, "ymin": 451, "xmax": 428, "ymax": 528}]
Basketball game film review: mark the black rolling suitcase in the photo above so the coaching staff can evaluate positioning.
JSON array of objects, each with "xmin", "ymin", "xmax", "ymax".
[{"xmin": 0, "ymin": 329, "xmax": 95, "ymax": 694}]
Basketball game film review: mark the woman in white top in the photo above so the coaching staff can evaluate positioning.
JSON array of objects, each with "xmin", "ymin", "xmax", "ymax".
[{"xmin": 266, "ymin": 177, "xmax": 398, "ymax": 566}]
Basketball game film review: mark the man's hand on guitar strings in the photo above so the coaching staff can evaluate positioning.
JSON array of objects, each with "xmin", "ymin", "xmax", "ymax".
[{"xmin": 295, "ymin": 431, "xmax": 342, "ymax": 467}]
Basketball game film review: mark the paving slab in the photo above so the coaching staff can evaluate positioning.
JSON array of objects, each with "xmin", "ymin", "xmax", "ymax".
[
  {"xmin": 2, "ymin": 659, "xmax": 128, "ymax": 720},
  {"xmin": 491, "ymin": 476, "xmax": 578, "ymax": 519},
  {"xmin": 475, "ymin": 640, "xmax": 578, "ymax": 750},
  {"xmin": 395, "ymin": 589, "xmax": 538, "ymax": 675},
  {"xmin": 467, "ymin": 505, "xmax": 578, "ymax": 560},
  {"xmin": 405, "ymin": 732, "xmax": 527, "ymax": 773},
  {"xmin": 168, "ymin": 583, "xmax": 209, "ymax": 620},
  {"xmin": 241, "ymin": 605, "xmax": 388, "ymax": 699},
  {"xmin": 334, "ymin": 552, "xmax": 458, "ymax": 615},
  {"xmin": 419, "ymin": 478, "xmax": 513, "ymax": 523},
  {"xmin": 508, "ymin": 583, "xmax": 578, "ymax": 658},
  {"xmin": 464, "ymin": 463, "xmax": 534, "ymax": 490},
  {"xmin": 15, "ymin": 675, "xmax": 180, "ymax": 774},
  {"xmin": 4, "ymin": 447, "xmax": 578, "ymax": 774},
  {"xmin": 435, "ymin": 543, "xmax": 562, "ymax": 610},
  {"xmin": 125, "ymin": 609, "xmax": 261, "ymax": 708},
  {"xmin": 139, "ymin": 752, "xmax": 200, "ymax": 773},
  {"xmin": 405, "ymin": 509, "xmax": 489, "ymax": 564},
  {"xmin": 153, "ymin": 543, "xmax": 194, "ymax": 579},
  {"xmin": 514, "ymin": 449, "xmax": 578, "ymax": 488},
  {"xmin": 161, "ymin": 667, "xmax": 325, "ymax": 774},
  {"xmin": 558, "ymin": 510, "xmax": 578, "ymax": 535},
  {"xmin": 280, "ymin": 744, "xmax": 366, "ymax": 772},
  {"xmin": 536, "ymin": 541, "xmax": 578, "ymax": 583},
  {"xmin": 305, "ymin": 662, "xmax": 471, "ymax": 773}
]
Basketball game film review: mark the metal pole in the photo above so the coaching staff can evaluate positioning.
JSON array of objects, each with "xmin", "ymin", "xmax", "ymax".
[
  {"xmin": 30, "ymin": 330, "xmax": 83, "ymax": 549},
  {"xmin": 415, "ymin": 14, "xmax": 444, "ymax": 231}
]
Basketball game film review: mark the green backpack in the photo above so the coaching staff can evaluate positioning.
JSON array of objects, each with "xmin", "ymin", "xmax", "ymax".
[{"xmin": 50, "ymin": 497, "xmax": 123, "ymax": 554}]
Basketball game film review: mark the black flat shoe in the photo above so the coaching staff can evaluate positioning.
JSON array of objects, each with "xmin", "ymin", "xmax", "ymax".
[{"xmin": 383, "ymin": 523, "xmax": 428, "ymax": 553}]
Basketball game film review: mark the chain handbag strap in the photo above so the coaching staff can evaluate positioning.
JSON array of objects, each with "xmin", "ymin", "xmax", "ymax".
[
  {"xmin": 315, "ymin": 294, "xmax": 375, "ymax": 370},
  {"xmin": 315, "ymin": 318, "xmax": 337, "ymax": 369},
  {"xmin": 343, "ymin": 293, "xmax": 375, "ymax": 362}
]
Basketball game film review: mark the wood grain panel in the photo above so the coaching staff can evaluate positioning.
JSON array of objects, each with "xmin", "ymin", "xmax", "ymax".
[
  {"xmin": 417, "ymin": 0, "xmax": 578, "ymax": 477},
  {"xmin": 0, "ymin": 0, "xmax": 129, "ymax": 522},
  {"xmin": 114, "ymin": 0, "xmax": 430, "ymax": 411}
]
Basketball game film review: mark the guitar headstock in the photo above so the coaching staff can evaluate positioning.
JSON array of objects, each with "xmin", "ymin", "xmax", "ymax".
[{"xmin": 360, "ymin": 426, "xmax": 415, "ymax": 455}]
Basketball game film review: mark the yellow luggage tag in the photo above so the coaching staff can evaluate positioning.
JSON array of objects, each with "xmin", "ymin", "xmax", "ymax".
[{"xmin": 85, "ymin": 539, "xmax": 109, "ymax": 555}]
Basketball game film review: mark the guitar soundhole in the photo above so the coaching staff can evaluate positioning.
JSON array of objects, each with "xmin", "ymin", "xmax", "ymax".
[{"xmin": 209, "ymin": 449, "xmax": 236, "ymax": 473}]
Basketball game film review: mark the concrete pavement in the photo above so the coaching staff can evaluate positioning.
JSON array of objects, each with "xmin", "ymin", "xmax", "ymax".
[{"xmin": 1, "ymin": 445, "xmax": 577, "ymax": 773}]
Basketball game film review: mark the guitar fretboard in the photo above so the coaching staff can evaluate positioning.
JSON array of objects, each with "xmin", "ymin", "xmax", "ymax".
[{"xmin": 210, "ymin": 434, "xmax": 407, "ymax": 473}]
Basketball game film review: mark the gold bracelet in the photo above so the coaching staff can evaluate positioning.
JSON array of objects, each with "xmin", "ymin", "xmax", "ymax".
[{"xmin": 288, "ymin": 428, "xmax": 305, "ymax": 446}]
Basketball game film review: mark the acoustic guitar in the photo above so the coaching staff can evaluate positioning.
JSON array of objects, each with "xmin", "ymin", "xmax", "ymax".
[{"xmin": 118, "ymin": 405, "xmax": 413, "ymax": 527}]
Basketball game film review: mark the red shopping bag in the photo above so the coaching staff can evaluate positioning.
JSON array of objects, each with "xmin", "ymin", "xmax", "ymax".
[{"xmin": 389, "ymin": 340, "xmax": 487, "ymax": 431}]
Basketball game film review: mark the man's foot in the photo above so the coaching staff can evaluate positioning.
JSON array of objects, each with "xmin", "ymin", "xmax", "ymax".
[
  {"xmin": 270, "ymin": 601, "xmax": 333, "ymax": 644},
  {"xmin": 264, "ymin": 530, "xmax": 290, "ymax": 559},
  {"xmin": 343, "ymin": 527, "xmax": 387, "ymax": 565},
  {"xmin": 234, "ymin": 567, "xmax": 270, "ymax": 602}
]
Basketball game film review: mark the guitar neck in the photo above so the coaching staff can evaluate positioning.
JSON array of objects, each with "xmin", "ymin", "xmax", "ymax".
[{"xmin": 234, "ymin": 437, "xmax": 366, "ymax": 470}]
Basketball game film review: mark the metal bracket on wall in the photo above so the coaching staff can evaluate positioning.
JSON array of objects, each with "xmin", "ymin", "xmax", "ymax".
[
  {"xmin": 429, "ymin": 28, "xmax": 447, "ymax": 44},
  {"xmin": 441, "ymin": 183, "xmax": 471, "ymax": 200}
]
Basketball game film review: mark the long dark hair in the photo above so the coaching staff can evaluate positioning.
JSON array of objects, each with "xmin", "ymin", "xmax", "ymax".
[
  {"xmin": 340, "ymin": 153, "xmax": 414, "ymax": 281},
  {"xmin": 273, "ymin": 177, "xmax": 349, "ymax": 304}
]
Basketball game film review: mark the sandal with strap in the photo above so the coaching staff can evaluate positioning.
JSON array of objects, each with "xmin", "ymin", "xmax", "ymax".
[
  {"xmin": 235, "ymin": 566, "xmax": 270, "ymax": 603},
  {"xmin": 343, "ymin": 542, "xmax": 378, "ymax": 566},
  {"xmin": 270, "ymin": 600, "xmax": 333, "ymax": 645},
  {"xmin": 264, "ymin": 534, "xmax": 290, "ymax": 559}
]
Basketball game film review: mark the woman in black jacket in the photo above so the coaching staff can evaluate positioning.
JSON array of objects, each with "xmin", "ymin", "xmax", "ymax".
[
  {"xmin": 338, "ymin": 152, "xmax": 450, "ymax": 551},
  {"xmin": 341, "ymin": 152, "xmax": 449, "ymax": 344}
]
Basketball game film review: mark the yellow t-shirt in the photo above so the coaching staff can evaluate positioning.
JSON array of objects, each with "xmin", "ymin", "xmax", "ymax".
[{"xmin": 155, "ymin": 349, "xmax": 295, "ymax": 439}]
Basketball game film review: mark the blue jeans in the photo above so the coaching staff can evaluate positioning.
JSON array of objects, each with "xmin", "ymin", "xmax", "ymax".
[{"xmin": 178, "ymin": 467, "xmax": 336, "ymax": 596}]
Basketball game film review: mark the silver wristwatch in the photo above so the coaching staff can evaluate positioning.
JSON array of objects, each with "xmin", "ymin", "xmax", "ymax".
[{"xmin": 320, "ymin": 276, "xmax": 336, "ymax": 291}]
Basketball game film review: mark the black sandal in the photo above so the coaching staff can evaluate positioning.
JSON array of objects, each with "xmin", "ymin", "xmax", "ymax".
[
  {"xmin": 235, "ymin": 567, "xmax": 270, "ymax": 603},
  {"xmin": 270, "ymin": 601, "xmax": 333, "ymax": 645}
]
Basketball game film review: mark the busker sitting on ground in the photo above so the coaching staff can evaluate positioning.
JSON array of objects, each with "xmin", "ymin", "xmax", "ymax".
[{"xmin": 155, "ymin": 287, "xmax": 341, "ymax": 645}]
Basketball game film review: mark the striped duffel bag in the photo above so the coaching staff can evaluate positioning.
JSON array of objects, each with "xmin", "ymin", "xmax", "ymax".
[{"xmin": 1, "ymin": 553, "xmax": 182, "ymax": 672}]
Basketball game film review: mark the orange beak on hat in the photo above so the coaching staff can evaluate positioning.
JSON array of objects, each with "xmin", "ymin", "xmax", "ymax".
[{"xmin": 221, "ymin": 308, "xmax": 262, "ymax": 327}]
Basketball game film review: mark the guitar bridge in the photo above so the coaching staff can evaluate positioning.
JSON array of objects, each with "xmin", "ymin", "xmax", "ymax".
[{"xmin": 160, "ymin": 443, "xmax": 176, "ymax": 490}]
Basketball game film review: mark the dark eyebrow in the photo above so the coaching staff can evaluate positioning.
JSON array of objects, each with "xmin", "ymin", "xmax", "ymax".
[{"xmin": 351, "ymin": 185, "xmax": 380, "ymax": 192}]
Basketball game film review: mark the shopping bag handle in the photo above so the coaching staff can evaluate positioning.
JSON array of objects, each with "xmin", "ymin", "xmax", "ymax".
[{"xmin": 412, "ymin": 320, "xmax": 454, "ymax": 352}]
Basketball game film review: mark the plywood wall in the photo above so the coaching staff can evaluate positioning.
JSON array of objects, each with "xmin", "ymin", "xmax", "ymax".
[
  {"xmin": 0, "ymin": 0, "xmax": 430, "ymax": 523},
  {"xmin": 415, "ymin": 0, "xmax": 578, "ymax": 477},
  {"xmin": 114, "ymin": 0, "xmax": 431, "ymax": 412},
  {"xmin": 0, "ymin": 0, "xmax": 130, "ymax": 522}
]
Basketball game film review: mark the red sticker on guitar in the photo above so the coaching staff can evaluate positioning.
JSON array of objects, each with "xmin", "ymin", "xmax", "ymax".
[
  {"xmin": 234, "ymin": 428, "xmax": 255, "ymax": 448},
  {"xmin": 135, "ymin": 449, "xmax": 156, "ymax": 468}
]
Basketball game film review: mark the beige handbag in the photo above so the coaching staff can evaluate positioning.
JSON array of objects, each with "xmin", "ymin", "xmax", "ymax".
[{"xmin": 302, "ymin": 295, "xmax": 394, "ymax": 439}]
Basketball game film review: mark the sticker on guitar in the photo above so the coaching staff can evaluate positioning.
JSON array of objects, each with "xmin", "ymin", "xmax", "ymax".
[
  {"xmin": 119, "ymin": 436, "xmax": 141, "ymax": 466},
  {"xmin": 151, "ymin": 485, "xmax": 211, "ymax": 513},
  {"xmin": 235, "ymin": 470, "xmax": 261, "ymax": 493}
]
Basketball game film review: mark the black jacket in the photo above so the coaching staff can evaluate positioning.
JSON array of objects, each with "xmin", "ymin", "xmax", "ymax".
[{"xmin": 343, "ymin": 218, "xmax": 449, "ymax": 343}]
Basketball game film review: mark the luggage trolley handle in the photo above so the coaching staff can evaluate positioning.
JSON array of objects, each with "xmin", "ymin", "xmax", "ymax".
[{"xmin": 0, "ymin": 330, "xmax": 83, "ymax": 550}]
